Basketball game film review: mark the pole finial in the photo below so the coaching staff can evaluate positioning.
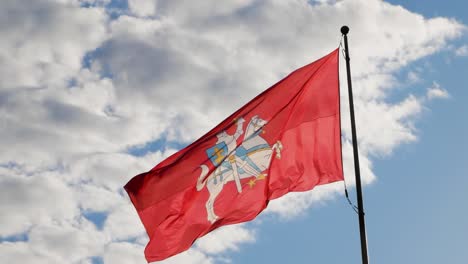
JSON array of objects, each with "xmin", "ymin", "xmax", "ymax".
[{"xmin": 341, "ymin": 25, "xmax": 349, "ymax": 35}]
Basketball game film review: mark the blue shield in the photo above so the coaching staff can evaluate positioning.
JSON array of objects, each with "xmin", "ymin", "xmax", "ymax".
[{"xmin": 206, "ymin": 142, "xmax": 228, "ymax": 166}]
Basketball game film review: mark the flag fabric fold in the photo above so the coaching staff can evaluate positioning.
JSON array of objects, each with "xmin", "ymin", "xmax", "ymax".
[{"xmin": 124, "ymin": 49, "xmax": 343, "ymax": 262}]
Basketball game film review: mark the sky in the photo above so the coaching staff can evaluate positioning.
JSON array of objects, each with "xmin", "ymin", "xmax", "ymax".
[{"xmin": 0, "ymin": 0, "xmax": 467, "ymax": 263}]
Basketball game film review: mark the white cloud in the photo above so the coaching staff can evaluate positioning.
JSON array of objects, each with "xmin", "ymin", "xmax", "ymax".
[
  {"xmin": 407, "ymin": 71, "xmax": 421, "ymax": 83},
  {"xmin": 102, "ymin": 242, "xmax": 213, "ymax": 264},
  {"xmin": 455, "ymin": 45, "xmax": 468, "ymax": 56},
  {"xmin": 75, "ymin": 184, "xmax": 125, "ymax": 212},
  {"xmin": 356, "ymin": 95, "xmax": 423, "ymax": 156},
  {"xmin": 0, "ymin": 172, "xmax": 78, "ymax": 236},
  {"xmin": 150, "ymin": 248, "xmax": 213, "ymax": 264},
  {"xmin": 68, "ymin": 153, "xmax": 151, "ymax": 191},
  {"xmin": 0, "ymin": 0, "xmax": 465, "ymax": 263},
  {"xmin": 427, "ymin": 82, "xmax": 450, "ymax": 100},
  {"xmin": 195, "ymin": 225, "xmax": 255, "ymax": 254},
  {"xmin": 103, "ymin": 242, "xmax": 148, "ymax": 264},
  {"xmin": 103, "ymin": 200, "xmax": 146, "ymax": 241},
  {"xmin": 0, "ymin": 0, "xmax": 108, "ymax": 88},
  {"xmin": 0, "ymin": 242, "xmax": 63, "ymax": 264},
  {"xmin": 128, "ymin": 0, "xmax": 157, "ymax": 17},
  {"xmin": 27, "ymin": 218, "xmax": 107, "ymax": 262}
]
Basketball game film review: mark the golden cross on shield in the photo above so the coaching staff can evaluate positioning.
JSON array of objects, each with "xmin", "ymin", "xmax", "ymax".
[{"xmin": 212, "ymin": 147, "xmax": 225, "ymax": 165}]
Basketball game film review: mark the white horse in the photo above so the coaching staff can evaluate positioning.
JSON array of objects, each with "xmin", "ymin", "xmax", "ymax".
[{"xmin": 196, "ymin": 115, "xmax": 283, "ymax": 223}]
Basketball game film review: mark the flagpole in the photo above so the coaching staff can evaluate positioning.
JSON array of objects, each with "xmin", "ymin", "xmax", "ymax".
[{"xmin": 340, "ymin": 25, "xmax": 370, "ymax": 264}]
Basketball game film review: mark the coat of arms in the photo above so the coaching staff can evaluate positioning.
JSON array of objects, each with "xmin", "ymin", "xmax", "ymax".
[{"xmin": 196, "ymin": 115, "xmax": 283, "ymax": 223}]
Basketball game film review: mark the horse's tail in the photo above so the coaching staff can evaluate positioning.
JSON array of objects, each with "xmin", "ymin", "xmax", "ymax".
[
  {"xmin": 196, "ymin": 165, "xmax": 209, "ymax": 191},
  {"xmin": 272, "ymin": 140, "xmax": 283, "ymax": 159}
]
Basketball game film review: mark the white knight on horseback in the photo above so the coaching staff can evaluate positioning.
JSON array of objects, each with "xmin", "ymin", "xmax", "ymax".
[{"xmin": 196, "ymin": 115, "xmax": 283, "ymax": 223}]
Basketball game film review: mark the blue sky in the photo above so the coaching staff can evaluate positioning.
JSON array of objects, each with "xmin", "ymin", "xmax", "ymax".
[{"xmin": 0, "ymin": 0, "xmax": 467, "ymax": 263}]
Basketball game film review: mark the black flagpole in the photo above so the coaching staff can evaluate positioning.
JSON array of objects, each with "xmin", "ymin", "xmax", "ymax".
[{"xmin": 340, "ymin": 25, "xmax": 370, "ymax": 264}]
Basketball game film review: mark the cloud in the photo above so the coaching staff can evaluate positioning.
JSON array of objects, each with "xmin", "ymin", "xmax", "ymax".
[
  {"xmin": 103, "ymin": 199, "xmax": 147, "ymax": 241},
  {"xmin": 407, "ymin": 71, "xmax": 421, "ymax": 83},
  {"xmin": 0, "ymin": 0, "xmax": 108, "ymax": 88},
  {"xmin": 426, "ymin": 82, "xmax": 450, "ymax": 100},
  {"xmin": 102, "ymin": 242, "xmax": 214, "ymax": 264},
  {"xmin": 0, "ymin": 172, "xmax": 78, "ymax": 236},
  {"xmin": 195, "ymin": 225, "xmax": 255, "ymax": 254},
  {"xmin": 128, "ymin": 0, "xmax": 157, "ymax": 17},
  {"xmin": 27, "ymin": 218, "xmax": 107, "ymax": 262},
  {"xmin": 103, "ymin": 242, "xmax": 148, "ymax": 264},
  {"xmin": 455, "ymin": 45, "xmax": 468, "ymax": 56},
  {"xmin": 0, "ymin": 242, "xmax": 63, "ymax": 264},
  {"xmin": 150, "ymin": 248, "xmax": 213, "ymax": 264},
  {"xmin": 0, "ymin": 0, "xmax": 465, "ymax": 263}
]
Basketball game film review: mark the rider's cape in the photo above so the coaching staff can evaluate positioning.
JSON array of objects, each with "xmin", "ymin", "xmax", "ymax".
[{"xmin": 124, "ymin": 49, "xmax": 343, "ymax": 262}]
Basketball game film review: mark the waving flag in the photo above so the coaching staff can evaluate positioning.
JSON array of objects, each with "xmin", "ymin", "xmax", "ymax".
[{"xmin": 124, "ymin": 49, "xmax": 343, "ymax": 262}]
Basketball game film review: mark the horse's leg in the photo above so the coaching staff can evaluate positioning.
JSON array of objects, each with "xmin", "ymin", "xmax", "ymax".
[
  {"xmin": 205, "ymin": 198, "xmax": 217, "ymax": 223},
  {"xmin": 206, "ymin": 178, "xmax": 223, "ymax": 223},
  {"xmin": 205, "ymin": 196, "xmax": 214, "ymax": 223},
  {"xmin": 205, "ymin": 178, "xmax": 217, "ymax": 223}
]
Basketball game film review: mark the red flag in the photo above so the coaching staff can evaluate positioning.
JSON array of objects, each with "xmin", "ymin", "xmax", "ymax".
[{"xmin": 124, "ymin": 49, "xmax": 343, "ymax": 262}]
